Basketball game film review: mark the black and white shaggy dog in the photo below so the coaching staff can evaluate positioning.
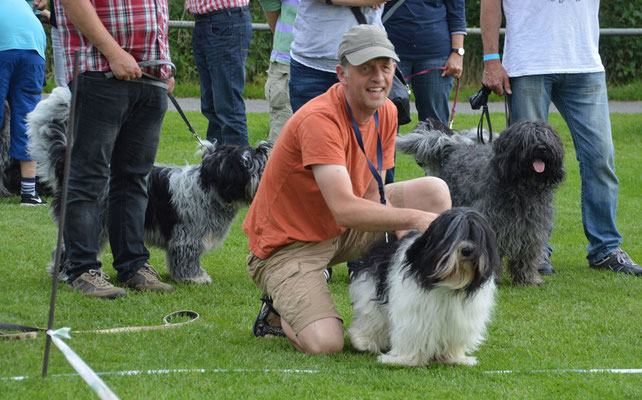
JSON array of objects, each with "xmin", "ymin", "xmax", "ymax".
[
  {"xmin": 348, "ymin": 207, "xmax": 501, "ymax": 367},
  {"xmin": 26, "ymin": 87, "xmax": 272, "ymax": 283},
  {"xmin": 396, "ymin": 119, "xmax": 565, "ymax": 285}
]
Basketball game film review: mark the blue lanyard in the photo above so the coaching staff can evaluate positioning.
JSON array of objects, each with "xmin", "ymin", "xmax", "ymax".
[{"xmin": 345, "ymin": 100, "xmax": 386, "ymax": 206}]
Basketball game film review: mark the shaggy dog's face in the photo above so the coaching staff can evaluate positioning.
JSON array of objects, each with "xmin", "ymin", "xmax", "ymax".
[
  {"xmin": 492, "ymin": 120, "xmax": 566, "ymax": 190},
  {"xmin": 403, "ymin": 207, "xmax": 500, "ymax": 296},
  {"xmin": 199, "ymin": 141, "xmax": 272, "ymax": 204}
]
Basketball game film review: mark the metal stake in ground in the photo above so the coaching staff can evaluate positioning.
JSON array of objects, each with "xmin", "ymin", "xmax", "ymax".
[{"xmin": 42, "ymin": 50, "xmax": 80, "ymax": 378}]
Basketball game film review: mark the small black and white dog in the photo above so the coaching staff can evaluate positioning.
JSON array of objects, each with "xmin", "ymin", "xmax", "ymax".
[
  {"xmin": 348, "ymin": 207, "xmax": 500, "ymax": 367},
  {"xmin": 27, "ymin": 87, "xmax": 272, "ymax": 283},
  {"xmin": 397, "ymin": 119, "xmax": 565, "ymax": 285}
]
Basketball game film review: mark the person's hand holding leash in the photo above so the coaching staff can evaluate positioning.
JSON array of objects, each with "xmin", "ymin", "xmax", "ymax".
[
  {"xmin": 107, "ymin": 49, "xmax": 142, "ymax": 81},
  {"xmin": 482, "ymin": 58, "xmax": 511, "ymax": 96},
  {"xmin": 443, "ymin": 53, "xmax": 463, "ymax": 79}
]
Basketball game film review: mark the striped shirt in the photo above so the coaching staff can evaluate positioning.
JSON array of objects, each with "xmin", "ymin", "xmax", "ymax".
[
  {"xmin": 258, "ymin": 0, "xmax": 299, "ymax": 65},
  {"xmin": 184, "ymin": 0, "xmax": 250, "ymax": 15},
  {"xmin": 54, "ymin": 0, "xmax": 171, "ymax": 84}
]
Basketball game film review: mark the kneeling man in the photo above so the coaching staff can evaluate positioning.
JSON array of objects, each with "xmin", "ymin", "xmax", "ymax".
[{"xmin": 243, "ymin": 25, "xmax": 451, "ymax": 354}]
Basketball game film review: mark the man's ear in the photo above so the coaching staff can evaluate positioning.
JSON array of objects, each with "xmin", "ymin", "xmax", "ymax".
[{"xmin": 336, "ymin": 64, "xmax": 348, "ymax": 85}]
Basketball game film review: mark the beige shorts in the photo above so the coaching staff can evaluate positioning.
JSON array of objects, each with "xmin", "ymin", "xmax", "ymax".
[{"xmin": 246, "ymin": 182, "xmax": 406, "ymax": 334}]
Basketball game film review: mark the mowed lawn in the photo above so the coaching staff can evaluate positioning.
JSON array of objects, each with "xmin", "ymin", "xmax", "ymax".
[{"xmin": 0, "ymin": 110, "xmax": 640, "ymax": 399}]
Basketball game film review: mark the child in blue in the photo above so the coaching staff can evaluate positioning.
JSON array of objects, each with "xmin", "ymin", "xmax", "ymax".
[{"xmin": 0, "ymin": 0, "xmax": 48, "ymax": 205}]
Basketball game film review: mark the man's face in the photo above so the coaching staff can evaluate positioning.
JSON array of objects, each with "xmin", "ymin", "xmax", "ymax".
[{"xmin": 338, "ymin": 57, "xmax": 395, "ymax": 118}]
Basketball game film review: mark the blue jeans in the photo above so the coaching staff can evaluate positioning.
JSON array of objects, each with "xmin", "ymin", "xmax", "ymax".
[
  {"xmin": 508, "ymin": 72, "xmax": 622, "ymax": 263},
  {"xmin": 192, "ymin": 6, "xmax": 251, "ymax": 145},
  {"xmin": 64, "ymin": 72, "xmax": 167, "ymax": 283},
  {"xmin": 0, "ymin": 49, "xmax": 45, "ymax": 160},
  {"xmin": 397, "ymin": 57, "xmax": 453, "ymax": 124},
  {"xmin": 289, "ymin": 59, "xmax": 339, "ymax": 113}
]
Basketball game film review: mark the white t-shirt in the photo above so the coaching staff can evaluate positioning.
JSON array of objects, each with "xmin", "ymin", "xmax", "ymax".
[
  {"xmin": 290, "ymin": 1, "xmax": 383, "ymax": 73},
  {"xmin": 502, "ymin": 0, "xmax": 604, "ymax": 77}
]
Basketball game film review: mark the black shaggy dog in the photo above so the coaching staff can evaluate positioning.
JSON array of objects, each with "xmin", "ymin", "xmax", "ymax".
[
  {"xmin": 397, "ymin": 118, "xmax": 565, "ymax": 285},
  {"xmin": 27, "ymin": 87, "xmax": 272, "ymax": 283}
]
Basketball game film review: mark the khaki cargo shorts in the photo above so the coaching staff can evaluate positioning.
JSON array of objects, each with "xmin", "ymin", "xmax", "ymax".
[{"xmin": 246, "ymin": 182, "xmax": 406, "ymax": 334}]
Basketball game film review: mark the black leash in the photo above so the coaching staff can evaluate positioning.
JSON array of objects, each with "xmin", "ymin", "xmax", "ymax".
[
  {"xmin": 167, "ymin": 93, "xmax": 206, "ymax": 147},
  {"xmin": 467, "ymin": 85, "xmax": 493, "ymax": 144}
]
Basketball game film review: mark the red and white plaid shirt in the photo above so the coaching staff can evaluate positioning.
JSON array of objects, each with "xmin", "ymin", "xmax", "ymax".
[
  {"xmin": 184, "ymin": 0, "xmax": 249, "ymax": 15},
  {"xmin": 54, "ymin": 0, "xmax": 171, "ymax": 84}
]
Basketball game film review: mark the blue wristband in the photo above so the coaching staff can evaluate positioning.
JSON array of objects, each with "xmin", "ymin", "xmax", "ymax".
[{"xmin": 483, "ymin": 53, "xmax": 500, "ymax": 61}]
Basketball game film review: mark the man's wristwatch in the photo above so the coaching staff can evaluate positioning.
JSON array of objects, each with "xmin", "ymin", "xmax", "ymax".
[{"xmin": 451, "ymin": 48, "xmax": 465, "ymax": 56}]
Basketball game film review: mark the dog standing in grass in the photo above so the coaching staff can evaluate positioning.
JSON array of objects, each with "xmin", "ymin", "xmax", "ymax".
[
  {"xmin": 349, "ymin": 207, "xmax": 500, "ymax": 367},
  {"xmin": 27, "ymin": 87, "xmax": 272, "ymax": 283},
  {"xmin": 397, "ymin": 119, "xmax": 565, "ymax": 285}
]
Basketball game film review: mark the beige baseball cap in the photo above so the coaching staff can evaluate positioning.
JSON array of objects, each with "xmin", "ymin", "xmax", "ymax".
[{"xmin": 337, "ymin": 25, "xmax": 399, "ymax": 66}]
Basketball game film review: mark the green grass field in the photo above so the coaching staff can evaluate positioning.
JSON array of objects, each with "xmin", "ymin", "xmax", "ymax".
[{"xmin": 1, "ymin": 112, "xmax": 640, "ymax": 399}]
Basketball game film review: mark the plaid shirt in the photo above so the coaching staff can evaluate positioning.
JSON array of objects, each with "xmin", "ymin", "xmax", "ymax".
[
  {"xmin": 54, "ymin": 0, "xmax": 171, "ymax": 84},
  {"xmin": 184, "ymin": 0, "xmax": 250, "ymax": 15}
]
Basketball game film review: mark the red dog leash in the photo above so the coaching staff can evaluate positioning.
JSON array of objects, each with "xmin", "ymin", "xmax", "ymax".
[{"xmin": 404, "ymin": 67, "xmax": 460, "ymax": 129}]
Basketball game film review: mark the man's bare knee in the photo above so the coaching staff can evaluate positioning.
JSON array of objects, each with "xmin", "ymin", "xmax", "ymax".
[
  {"xmin": 399, "ymin": 177, "xmax": 451, "ymax": 213},
  {"xmin": 296, "ymin": 318, "xmax": 344, "ymax": 355}
]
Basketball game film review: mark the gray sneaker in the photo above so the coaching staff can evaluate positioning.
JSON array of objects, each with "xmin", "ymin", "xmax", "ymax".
[
  {"xmin": 69, "ymin": 269, "xmax": 127, "ymax": 299},
  {"xmin": 122, "ymin": 264, "xmax": 173, "ymax": 292},
  {"xmin": 589, "ymin": 250, "xmax": 642, "ymax": 276}
]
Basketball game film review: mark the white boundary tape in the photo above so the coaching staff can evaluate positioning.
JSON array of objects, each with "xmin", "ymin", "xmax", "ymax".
[
  {"xmin": 47, "ymin": 328, "xmax": 119, "ymax": 400},
  {"xmin": 4, "ymin": 367, "xmax": 641, "ymax": 382},
  {"xmin": 4, "ymin": 368, "xmax": 319, "ymax": 382},
  {"xmin": 485, "ymin": 369, "xmax": 642, "ymax": 374}
]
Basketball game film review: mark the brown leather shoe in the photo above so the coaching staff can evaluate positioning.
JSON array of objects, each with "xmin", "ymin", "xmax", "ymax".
[
  {"xmin": 69, "ymin": 269, "xmax": 127, "ymax": 299},
  {"xmin": 122, "ymin": 264, "xmax": 173, "ymax": 292}
]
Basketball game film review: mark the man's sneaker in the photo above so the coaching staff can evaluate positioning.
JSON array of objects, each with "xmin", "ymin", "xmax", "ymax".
[
  {"xmin": 537, "ymin": 251, "xmax": 556, "ymax": 275},
  {"xmin": 20, "ymin": 193, "xmax": 47, "ymax": 206},
  {"xmin": 589, "ymin": 250, "xmax": 642, "ymax": 276},
  {"xmin": 122, "ymin": 263, "xmax": 173, "ymax": 292},
  {"xmin": 253, "ymin": 294, "xmax": 285, "ymax": 337},
  {"xmin": 69, "ymin": 269, "xmax": 127, "ymax": 299},
  {"xmin": 323, "ymin": 267, "xmax": 333, "ymax": 282}
]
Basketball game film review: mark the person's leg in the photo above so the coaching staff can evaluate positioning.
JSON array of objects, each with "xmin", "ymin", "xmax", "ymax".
[
  {"xmin": 401, "ymin": 57, "xmax": 453, "ymax": 124},
  {"xmin": 265, "ymin": 61, "xmax": 293, "ymax": 143},
  {"xmin": 247, "ymin": 240, "xmax": 344, "ymax": 354},
  {"xmin": 108, "ymin": 83, "xmax": 167, "ymax": 283},
  {"xmin": 192, "ymin": 16, "xmax": 221, "ymax": 144},
  {"xmin": 5, "ymin": 50, "xmax": 46, "ymax": 203},
  {"xmin": 192, "ymin": 8, "xmax": 251, "ymax": 146},
  {"xmin": 508, "ymin": 74, "xmax": 554, "ymax": 124},
  {"xmin": 51, "ymin": 27, "xmax": 68, "ymax": 89},
  {"xmin": 63, "ymin": 73, "xmax": 130, "ymax": 283},
  {"xmin": 386, "ymin": 176, "xmax": 452, "ymax": 214},
  {"xmin": 550, "ymin": 72, "xmax": 622, "ymax": 263},
  {"xmin": 289, "ymin": 59, "xmax": 339, "ymax": 113}
]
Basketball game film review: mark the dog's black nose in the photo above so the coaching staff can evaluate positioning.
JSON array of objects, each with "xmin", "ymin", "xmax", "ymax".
[{"xmin": 461, "ymin": 245, "xmax": 474, "ymax": 258}]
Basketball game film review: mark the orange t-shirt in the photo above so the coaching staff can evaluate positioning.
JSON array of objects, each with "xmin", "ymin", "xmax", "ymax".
[{"xmin": 243, "ymin": 83, "xmax": 397, "ymax": 259}]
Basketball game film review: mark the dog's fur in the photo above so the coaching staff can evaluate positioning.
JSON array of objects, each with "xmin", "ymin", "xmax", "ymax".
[
  {"xmin": 27, "ymin": 87, "xmax": 272, "ymax": 283},
  {"xmin": 396, "ymin": 118, "xmax": 565, "ymax": 285},
  {"xmin": 348, "ymin": 207, "xmax": 500, "ymax": 367}
]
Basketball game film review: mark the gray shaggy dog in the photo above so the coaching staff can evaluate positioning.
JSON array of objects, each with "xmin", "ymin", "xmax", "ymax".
[
  {"xmin": 27, "ymin": 87, "xmax": 272, "ymax": 284},
  {"xmin": 396, "ymin": 118, "xmax": 565, "ymax": 285}
]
